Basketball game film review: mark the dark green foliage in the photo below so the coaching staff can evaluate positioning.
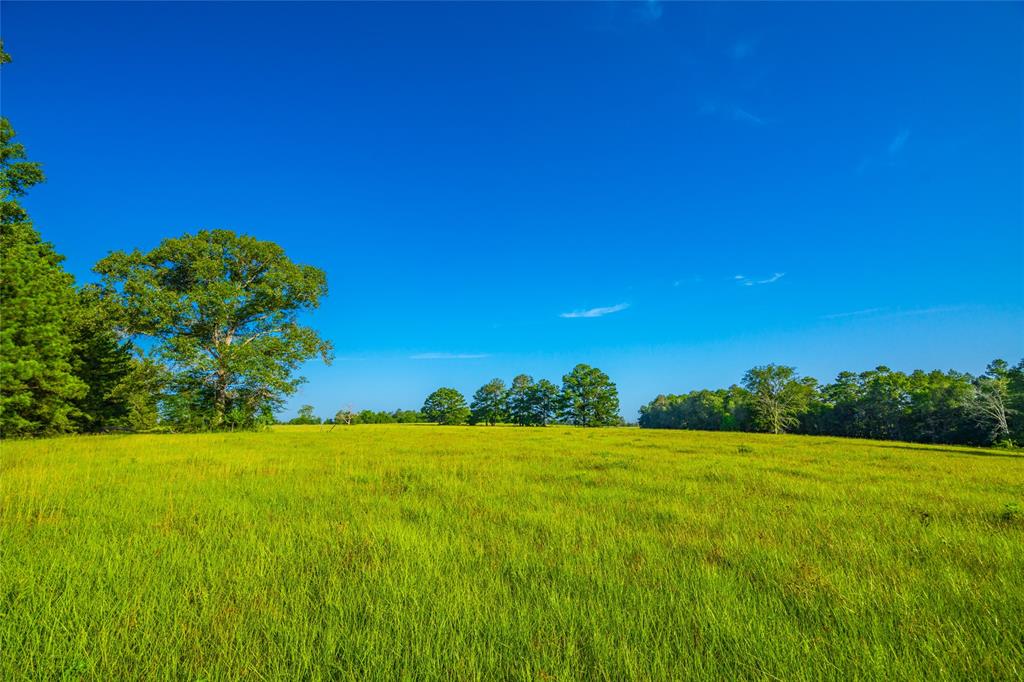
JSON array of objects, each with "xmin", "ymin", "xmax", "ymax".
[
  {"xmin": 639, "ymin": 387, "xmax": 752, "ymax": 431},
  {"xmin": 0, "ymin": 116, "xmax": 86, "ymax": 437},
  {"xmin": 641, "ymin": 359, "xmax": 1024, "ymax": 447},
  {"xmin": 108, "ymin": 354, "xmax": 165, "ymax": 432},
  {"xmin": 507, "ymin": 374, "xmax": 534, "ymax": 425},
  {"xmin": 470, "ymin": 378, "xmax": 508, "ymax": 425},
  {"xmin": 68, "ymin": 288, "xmax": 136, "ymax": 432},
  {"xmin": 526, "ymin": 379, "xmax": 560, "ymax": 426},
  {"xmin": 505, "ymin": 374, "xmax": 560, "ymax": 426},
  {"xmin": 95, "ymin": 230, "xmax": 333, "ymax": 430},
  {"xmin": 391, "ymin": 409, "xmax": 425, "ymax": 424},
  {"xmin": 905, "ymin": 369, "xmax": 980, "ymax": 444},
  {"xmin": 422, "ymin": 387, "xmax": 470, "ymax": 425},
  {"xmin": 443, "ymin": 367, "xmax": 621, "ymax": 428},
  {"xmin": 558, "ymin": 364, "xmax": 620, "ymax": 427},
  {"xmin": 331, "ymin": 409, "xmax": 424, "ymax": 425},
  {"xmin": 356, "ymin": 409, "xmax": 394, "ymax": 424}
]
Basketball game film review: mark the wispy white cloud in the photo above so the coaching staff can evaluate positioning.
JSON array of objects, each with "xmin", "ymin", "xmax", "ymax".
[
  {"xmin": 736, "ymin": 273, "xmax": 785, "ymax": 287},
  {"xmin": 884, "ymin": 305, "xmax": 964, "ymax": 319},
  {"xmin": 409, "ymin": 352, "xmax": 489, "ymax": 360},
  {"xmin": 698, "ymin": 101, "xmax": 767, "ymax": 127},
  {"xmin": 888, "ymin": 129, "xmax": 911, "ymax": 156},
  {"xmin": 560, "ymin": 303, "xmax": 630, "ymax": 319},
  {"xmin": 732, "ymin": 108, "xmax": 766, "ymax": 126},
  {"xmin": 822, "ymin": 305, "xmax": 964, "ymax": 321},
  {"xmin": 821, "ymin": 307, "xmax": 887, "ymax": 320}
]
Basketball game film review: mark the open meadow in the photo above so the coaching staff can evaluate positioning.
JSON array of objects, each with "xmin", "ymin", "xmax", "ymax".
[{"xmin": 2, "ymin": 426, "xmax": 1022, "ymax": 680}]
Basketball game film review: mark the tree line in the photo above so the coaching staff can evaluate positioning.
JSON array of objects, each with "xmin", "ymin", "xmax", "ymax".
[
  {"xmin": 284, "ymin": 364, "xmax": 622, "ymax": 428},
  {"xmin": 639, "ymin": 362, "xmax": 1023, "ymax": 447},
  {"xmin": 414, "ymin": 364, "xmax": 622, "ymax": 427},
  {"xmin": 288, "ymin": 405, "xmax": 425, "ymax": 425}
]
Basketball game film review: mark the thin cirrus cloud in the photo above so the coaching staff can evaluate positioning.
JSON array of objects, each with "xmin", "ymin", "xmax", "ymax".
[
  {"xmin": 821, "ymin": 307, "xmax": 887, "ymax": 320},
  {"xmin": 857, "ymin": 128, "xmax": 911, "ymax": 174},
  {"xmin": 409, "ymin": 352, "xmax": 490, "ymax": 360},
  {"xmin": 888, "ymin": 129, "xmax": 911, "ymax": 156},
  {"xmin": 559, "ymin": 303, "xmax": 630, "ymax": 319},
  {"xmin": 732, "ymin": 108, "xmax": 767, "ymax": 126},
  {"xmin": 698, "ymin": 101, "xmax": 767, "ymax": 127},
  {"xmin": 735, "ymin": 273, "xmax": 785, "ymax": 287},
  {"xmin": 823, "ymin": 305, "xmax": 964, "ymax": 321}
]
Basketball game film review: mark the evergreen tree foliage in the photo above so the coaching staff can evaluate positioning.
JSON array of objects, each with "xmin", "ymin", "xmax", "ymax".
[
  {"xmin": 0, "ymin": 109, "xmax": 86, "ymax": 436},
  {"xmin": 558, "ymin": 364, "xmax": 620, "ymax": 427},
  {"xmin": 640, "ymin": 359, "xmax": 1024, "ymax": 447},
  {"xmin": 470, "ymin": 378, "xmax": 508, "ymax": 425}
]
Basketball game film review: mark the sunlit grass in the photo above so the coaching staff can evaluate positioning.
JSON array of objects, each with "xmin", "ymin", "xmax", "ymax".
[{"xmin": 2, "ymin": 425, "xmax": 1022, "ymax": 679}]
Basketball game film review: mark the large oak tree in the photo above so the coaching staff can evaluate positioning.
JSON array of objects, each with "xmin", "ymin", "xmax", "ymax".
[{"xmin": 95, "ymin": 230, "xmax": 333, "ymax": 428}]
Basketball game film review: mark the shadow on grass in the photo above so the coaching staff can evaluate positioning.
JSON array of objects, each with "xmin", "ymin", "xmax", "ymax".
[{"xmin": 866, "ymin": 442, "xmax": 1024, "ymax": 460}]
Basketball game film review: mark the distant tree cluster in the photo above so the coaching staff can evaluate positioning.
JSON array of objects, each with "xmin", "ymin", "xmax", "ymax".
[
  {"xmin": 420, "ymin": 364, "xmax": 622, "ymax": 427},
  {"xmin": 0, "ymin": 44, "xmax": 331, "ymax": 437},
  {"xmin": 639, "ymin": 362, "xmax": 1024, "ymax": 447},
  {"xmin": 325, "ymin": 407, "xmax": 425, "ymax": 425}
]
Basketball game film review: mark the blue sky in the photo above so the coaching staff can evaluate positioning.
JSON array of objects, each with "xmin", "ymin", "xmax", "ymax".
[{"xmin": 4, "ymin": 2, "xmax": 1022, "ymax": 419}]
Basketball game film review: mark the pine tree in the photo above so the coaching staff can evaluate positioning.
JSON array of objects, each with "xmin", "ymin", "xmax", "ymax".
[
  {"xmin": 68, "ymin": 287, "xmax": 136, "ymax": 432},
  {"xmin": 0, "ymin": 111, "xmax": 86, "ymax": 436}
]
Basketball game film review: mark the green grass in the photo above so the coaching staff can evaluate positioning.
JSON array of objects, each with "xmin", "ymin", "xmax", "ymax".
[{"xmin": 2, "ymin": 426, "xmax": 1022, "ymax": 680}]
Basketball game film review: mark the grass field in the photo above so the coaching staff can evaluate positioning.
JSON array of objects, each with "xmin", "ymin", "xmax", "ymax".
[{"xmin": 2, "ymin": 426, "xmax": 1022, "ymax": 680}]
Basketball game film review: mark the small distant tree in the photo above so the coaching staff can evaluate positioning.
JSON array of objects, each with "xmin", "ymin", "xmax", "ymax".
[
  {"xmin": 289, "ymin": 404, "xmax": 321, "ymax": 425},
  {"xmin": 558, "ymin": 364, "xmax": 620, "ymax": 427},
  {"xmin": 334, "ymin": 407, "xmax": 354, "ymax": 425},
  {"xmin": 422, "ymin": 387, "xmax": 470, "ymax": 425},
  {"xmin": 969, "ymin": 360, "xmax": 1014, "ymax": 443},
  {"xmin": 741, "ymin": 364, "xmax": 816, "ymax": 434},
  {"xmin": 392, "ymin": 409, "xmax": 424, "ymax": 423},
  {"xmin": 470, "ymin": 378, "xmax": 508, "ymax": 425}
]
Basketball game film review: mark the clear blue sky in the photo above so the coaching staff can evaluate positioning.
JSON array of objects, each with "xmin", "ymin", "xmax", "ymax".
[{"xmin": 4, "ymin": 1, "xmax": 1022, "ymax": 420}]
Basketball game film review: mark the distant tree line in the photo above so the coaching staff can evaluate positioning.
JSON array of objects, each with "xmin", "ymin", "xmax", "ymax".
[
  {"xmin": 639, "ymin": 362, "xmax": 1023, "ymax": 447},
  {"xmin": 418, "ymin": 364, "xmax": 623, "ymax": 427},
  {"xmin": 288, "ymin": 405, "xmax": 426, "ymax": 425},
  {"xmin": 287, "ymin": 364, "xmax": 623, "ymax": 428}
]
